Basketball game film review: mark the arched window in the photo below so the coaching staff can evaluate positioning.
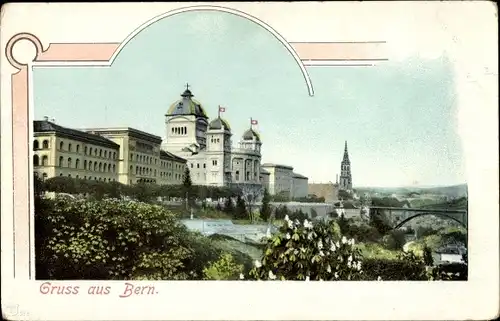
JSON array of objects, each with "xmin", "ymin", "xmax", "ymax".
[
  {"xmin": 136, "ymin": 166, "xmax": 138, "ymax": 174},
  {"xmin": 94, "ymin": 177, "xmax": 97, "ymax": 180},
  {"xmin": 99, "ymin": 149, "xmax": 102, "ymax": 157},
  {"xmin": 76, "ymin": 145, "xmax": 80, "ymax": 153},
  {"xmin": 84, "ymin": 146, "xmax": 88, "ymax": 154},
  {"xmin": 76, "ymin": 175, "xmax": 79, "ymax": 179},
  {"xmin": 68, "ymin": 143, "xmax": 72, "ymax": 152},
  {"xmin": 33, "ymin": 155, "xmax": 39, "ymax": 166},
  {"xmin": 94, "ymin": 149, "xmax": 98, "ymax": 156},
  {"xmin": 113, "ymin": 164, "xmax": 116, "ymax": 173},
  {"xmin": 171, "ymin": 128, "xmax": 174, "ymax": 134},
  {"xmin": 93, "ymin": 162, "xmax": 97, "ymax": 171},
  {"xmin": 59, "ymin": 156, "xmax": 64, "ymax": 167},
  {"xmin": 130, "ymin": 165, "xmax": 133, "ymax": 173},
  {"xmin": 42, "ymin": 140, "xmax": 49, "ymax": 149},
  {"xmin": 89, "ymin": 147, "xmax": 93, "ymax": 155},
  {"xmin": 84, "ymin": 160, "xmax": 87, "ymax": 169},
  {"xmin": 107, "ymin": 164, "xmax": 111, "ymax": 172},
  {"xmin": 60, "ymin": 173, "xmax": 63, "ymax": 176},
  {"xmin": 154, "ymin": 169, "xmax": 156, "ymax": 176},
  {"xmin": 75, "ymin": 159, "xmax": 80, "ymax": 169},
  {"xmin": 33, "ymin": 140, "xmax": 39, "ymax": 150},
  {"xmin": 104, "ymin": 150, "xmax": 107, "ymax": 158},
  {"xmin": 59, "ymin": 141, "xmax": 64, "ymax": 150},
  {"xmin": 98, "ymin": 177, "xmax": 102, "ymax": 181},
  {"xmin": 42, "ymin": 173, "xmax": 48, "ymax": 180},
  {"xmin": 98, "ymin": 162, "xmax": 102, "ymax": 172},
  {"xmin": 68, "ymin": 174, "xmax": 72, "ymax": 178},
  {"xmin": 235, "ymin": 170, "xmax": 240, "ymax": 181},
  {"xmin": 42, "ymin": 155, "xmax": 48, "ymax": 166},
  {"xmin": 67, "ymin": 158, "xmax": 72, "ymax": 168}
]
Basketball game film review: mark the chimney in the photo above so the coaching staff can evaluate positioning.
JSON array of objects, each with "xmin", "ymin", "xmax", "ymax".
[
  {"xmin": 51, "ymin": 118, "xmax": 56, "ymax": 123},
  {"xmin": 336, "ymin": 174, "xmax": 338, "ymax": 184},
  {"xmin": 43, "ymin": 116, "xmax": 49, "ymax": 121}
]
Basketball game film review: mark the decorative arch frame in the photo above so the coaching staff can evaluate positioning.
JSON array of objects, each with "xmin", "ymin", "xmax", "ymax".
[{"xmin": 4, "ymin": 5, "xmax": 386, "ymax": 280}]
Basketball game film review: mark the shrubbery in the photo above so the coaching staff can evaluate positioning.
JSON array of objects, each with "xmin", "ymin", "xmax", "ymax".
[
  {"xmin": 247, "ymin": 216, "xmax": 364, "ymax": 281},
  {"xmin": 35, "ymin": 196, "xmax": 253, "ymax": 280}
]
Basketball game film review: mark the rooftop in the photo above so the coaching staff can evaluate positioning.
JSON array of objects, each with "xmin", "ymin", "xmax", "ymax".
[
  {"xmin": 160, "ymin": 150, "xmax": 188, "ymax": 163},
  {"xmin": 82, "ymin": 127, "xmax": 162, "ymax": 144},
  {"xmin": 34, "ymin": 120, "xmax": 120, "ymax": 149},
  {"xmin": 261, "ymin": 163, "xmax": 294, "ymax": 170}
]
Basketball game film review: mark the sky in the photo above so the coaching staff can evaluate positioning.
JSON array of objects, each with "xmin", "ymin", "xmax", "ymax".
[{"xmin": 32, "ymin": 10, "xmax": 466, "ymax": 187}]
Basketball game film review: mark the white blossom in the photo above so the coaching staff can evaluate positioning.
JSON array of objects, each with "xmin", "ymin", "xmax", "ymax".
[
  {"xmin": 348, "ymin": 255, "xmax": 353, "ymax": 262},
  {"xmin": 254, "ymin": 260, "xmax": 262, "ymax": 268},
  {"xmin": 294, "ymin": 219, "xmax": 300, "ymax": 226},
  {"xmin": 347, "ymin": 261, "xmax": 352, "ymax": 268},
  {"xmin": 349, "ymin": 238, "xmax": 355, "ymax": 246},
  {"xmin": 327, "ymin": 265, "xmax": 332, "ymax": 273},
  {"xmin": 268, "ymin": 270, "xmax": 277, "ymax": 280},
  {"xmin": 317, "ymin": 240, "xmax": 323, "ymax": 249},
  {"xmin": 356, "ymin": 261, "xmax": 362, "ymax": 271},
  {"xmin": 330, "ymin": 242, "xmax": 337, "ymax": 252},
  {"xmin": 335, "ymin": 241, "xmax": 340, "ymax": 248},
  {"xmin": 334, "ymin": 272, "xmax": 339, "ymax": 279},
  {"xmin": 307, "ymin": 233, "xmax": 313, "ymax": 240},
  {"xmin": 341, "ymin": 236, "xmax": 348, "ymax": 244},
  {"xmin": 284, "ymin": 215, "xmax": 290, "ymax": 222},
  {"xmin": 303, "ymin": 219, "xmax": 313, "ymax": 229},
  {"xmin": 319, "ymin": 250, "xmax": 325, "ymax": 257},
  {"xmin": 377, "ymin": 276, "xmax": 382, "ymax": 281},
  {"xmin": 239, "ymin": 273, "xmax": 244, "ymax": 280},
  {"xmin": 286, "ymin": 233, "xmax": 291, "ymax": 240},
  {"xmin": 305, "ymin": 276, "xmax": 310, "ymax": 281}
]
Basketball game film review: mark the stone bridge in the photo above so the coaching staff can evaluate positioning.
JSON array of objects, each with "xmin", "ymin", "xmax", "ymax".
[{"xmin": 369, "ymin": 206, "xmax": 468, "ymax": 229}]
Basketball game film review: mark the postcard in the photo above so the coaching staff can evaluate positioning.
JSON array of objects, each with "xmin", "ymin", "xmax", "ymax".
[{"xmin": 1, "ymin": 2, "xmax": 498, "ymax": 320}]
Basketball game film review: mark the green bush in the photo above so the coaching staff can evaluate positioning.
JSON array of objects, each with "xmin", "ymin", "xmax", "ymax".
[
  {"xmin": 247, "ymin": 217, "xmax": 363, "ymax": 281},
  {"xmin": 203, "ymin": 253, "xmax": 244, "ymax": 280},
  {"xmin": 429, "ymin": 263, "xmax": 467, "ymax": 281},
  {"xmin": 361, "ymin": 252, "xmax": 428, "ymax": 280},
  {"xmin": 35, "ymin": 197, "xmax": 194, "ymax": 280},
  {"xmin": 383, "ymin": 230, "xmax": 407, "ymax": 251}
]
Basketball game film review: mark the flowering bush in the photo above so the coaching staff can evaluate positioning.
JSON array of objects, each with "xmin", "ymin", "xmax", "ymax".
[{"xmin": 247, "ymin": 216, "xmax": 364, "ymax": 281}]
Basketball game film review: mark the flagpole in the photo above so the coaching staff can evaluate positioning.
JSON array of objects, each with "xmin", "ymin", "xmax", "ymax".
[
  {"xmin": 218, "ymin": 105, "xmax": 221, "ymax": 118},
  {"xmin": 250, "ymin": 117, "xmax": 253, "ymax": 129}
]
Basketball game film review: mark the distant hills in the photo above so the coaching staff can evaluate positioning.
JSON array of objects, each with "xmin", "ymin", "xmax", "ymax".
[{"xmin": 355, "ymin": 184, "xmax": 468, "ymax": 199}]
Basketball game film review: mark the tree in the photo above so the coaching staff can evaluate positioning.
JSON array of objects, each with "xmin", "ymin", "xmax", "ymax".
[
  {"xmin": 235, "ymin": 195, "xmax": 248, "ymax": 220},
  {"xmin": 423, "ymin": 245, "xmax": 434, "ymax": 266},
  {"xmin": 223, "ymin": 197, "xmax": 234, "ymax": 214},
  {"xmin": 182, "ymin": 167, "xmax": 193, "ymax": 209},
  {"xmin": 238, "ymin": 184, "xmax": 263, "ymax": 223},
  {"xmin": 260, "ymin": 188, "xmax": 272, "ymax": 222}
]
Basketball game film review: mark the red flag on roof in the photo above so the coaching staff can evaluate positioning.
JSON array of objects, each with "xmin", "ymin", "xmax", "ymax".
[
  {"xmin": 251, "ymin": 119, "xmax": 258, "ymax": 125},
  {"xmin": 219, "ymin": 106, "xmax": 226, "ymax": 112}
]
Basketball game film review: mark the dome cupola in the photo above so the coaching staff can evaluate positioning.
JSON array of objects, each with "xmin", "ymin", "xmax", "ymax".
[
  {"xmin": 208, "ymin": 117, "xmax": 231, "ymax": 131},
  {"xmin": 166, "ymin": 84, "xmax": 208, "ymax": 118},
  {"xmin": 242, "ymin": 128, "xmax": 261, "ymax": 142}
]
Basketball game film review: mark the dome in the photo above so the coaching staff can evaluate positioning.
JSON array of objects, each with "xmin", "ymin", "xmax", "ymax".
[
  {"xmin": 242, "ymin": 128, "xmax": 261, "ymax": 142},
  {"xmin": 208, "ymin": 117, "xmax": 231, "ymax": 131},
  {"xmin": 166, "ymin": 86, "xmax": 208, "ymax": 118}
]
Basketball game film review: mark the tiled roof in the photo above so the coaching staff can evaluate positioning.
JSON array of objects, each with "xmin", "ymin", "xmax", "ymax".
[
  {"xmin": 34, "ymin": 120, "xmax": 119, "ymax": 148},
  {"xmin": 160, "ymin": 150, "xmax": 187, "ymax": 163}
]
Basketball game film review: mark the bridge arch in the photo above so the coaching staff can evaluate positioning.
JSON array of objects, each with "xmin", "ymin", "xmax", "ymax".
[
  {"xmin": 109, "ymin": 5, "xmax": 314, "ymax": 96},
  {"xmin": 393, "ymin": 212, "xmax": 467, "ymax": 230}
]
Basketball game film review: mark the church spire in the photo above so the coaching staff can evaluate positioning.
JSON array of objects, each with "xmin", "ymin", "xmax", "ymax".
[{"xmin": 343, "ymin": 141, "xmax": 350, "ymax": 161}]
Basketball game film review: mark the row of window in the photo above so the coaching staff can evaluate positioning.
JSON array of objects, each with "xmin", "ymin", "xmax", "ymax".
[
  {"xmin": 130, "ymin": 165, "xmax": 156, "ymax": 177},
  {"xmin": 34, "ymin": 155, "xmax": 117, "ymax": 173},
  {"xmin": 33, "ymin": 139, "xmax": 118, "ymax": 159},
  {"xmin": 171, "ymin": 126, "xmax": 187, "ymax": 135},
  {"xmin": 160, "ymin": 172, "xmax": 182, "ymax": 180},
  {"xmin": 35, "ymin": 171, "xmax": 117, "ymax": 182},
  {"xmin": 130, "ymin": 153, "xmax": 156, "ymax": 165}
]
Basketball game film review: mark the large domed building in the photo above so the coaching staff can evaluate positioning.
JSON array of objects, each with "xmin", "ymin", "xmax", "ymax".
[{"xmin": 161, "ymin": 85, "xmax": 263, "ymax": 189}]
